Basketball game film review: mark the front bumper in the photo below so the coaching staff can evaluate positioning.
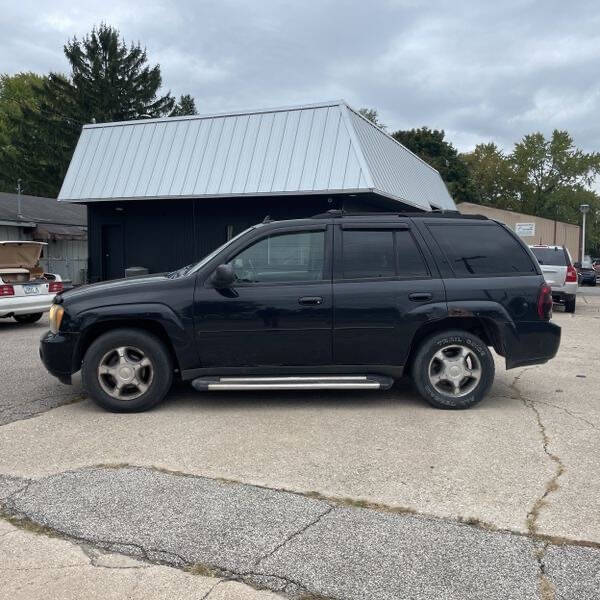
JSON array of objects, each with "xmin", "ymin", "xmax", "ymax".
[
  {"xmin": 39, "ymin": 330, "xmax": 80, "ymax": 384},
  {"xmin": 0, "ymin": 294, "xmax": 55, "ymax": 317},
  {"xmin": 503, "ymin": 321, "xmax": 561, "ymax": 370}
]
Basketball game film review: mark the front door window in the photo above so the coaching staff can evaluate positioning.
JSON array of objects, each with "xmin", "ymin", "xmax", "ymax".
[{"xmin": 229, "ymin": 231, "xmax": 325, "ymax": 284}]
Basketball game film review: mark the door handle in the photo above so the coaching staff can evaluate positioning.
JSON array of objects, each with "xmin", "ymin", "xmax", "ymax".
[
  {"xmin": 409, "ymin": 292, "xmax": 432, "ymax": 302},
  {"xmin": 298, "ymin": 296, "xmax": 324, "ymax": 305}
]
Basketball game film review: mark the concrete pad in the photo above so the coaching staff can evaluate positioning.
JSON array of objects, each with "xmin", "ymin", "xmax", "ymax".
[
  {"xmin": 0, "ymin": 519, "xmax": 221, "ymax": 600},
  {"xmin": 209, "ymin": 581, "xmax": 283, "ymax": 599},
  {"xmin": 507, "ymin": 300, "xmax": 600, "ymax": 542}
]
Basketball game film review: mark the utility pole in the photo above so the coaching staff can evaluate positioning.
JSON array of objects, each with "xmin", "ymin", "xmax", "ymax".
[
  {"xmin": 580, "ymin": 204, "xmax": 590, "ymax": 262},
  {"xmin": 16, "ymin": 179, "xmax": 23, "ymax": 219}
]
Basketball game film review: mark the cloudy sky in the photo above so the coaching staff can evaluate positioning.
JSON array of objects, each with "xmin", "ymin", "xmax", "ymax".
[{"xmin": 2, "ymin": 0, "xmax": 599, "ymax": 153}]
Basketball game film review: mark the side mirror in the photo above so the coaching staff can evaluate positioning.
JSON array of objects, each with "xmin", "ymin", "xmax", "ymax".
[
  {"xmin": 574, "ymin": 262, "xmax": 581, "ymax": 268},
  {"xmin": 211, "ymin": 263, "xmax": 236, "ymax": 288}
]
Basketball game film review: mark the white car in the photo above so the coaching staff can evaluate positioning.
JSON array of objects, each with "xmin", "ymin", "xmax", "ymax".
[
  {"xmin": 529, "ymin": 244, "xmax": 578, "ymax": 313},
  {"xmin": 0, "ymin": 241, "xmax": 63, "ymax": 324}
]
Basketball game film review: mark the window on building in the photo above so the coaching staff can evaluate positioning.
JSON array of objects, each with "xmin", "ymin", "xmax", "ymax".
[
  {"xmin": 229, "ymin": 231, "xmax": 325, "ymax": 283},
  {"xmin": 431, "ymin": 224, "xmax": 536, "ymax": 276}
]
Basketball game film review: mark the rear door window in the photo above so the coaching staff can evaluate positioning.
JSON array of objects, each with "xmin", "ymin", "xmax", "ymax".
[
  {"xmin": 530, "ymin": 247, "xmax": 568, "ymax": 266},
  {"xmin": 341, "ymin": 228, "xmax": 429, "ymax": 279},
  {"xmin": 430, "ymin": 223, "xmax": 536, "ymax": 276},
  {"xmin": 342, "ymin": 230, "xmax": 396, "ymax": 279}
]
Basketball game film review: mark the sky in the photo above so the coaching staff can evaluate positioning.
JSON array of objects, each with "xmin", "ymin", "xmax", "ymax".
[{"xmin": 2, "ymin": 0, "xmax": 600, "ymax": 154}]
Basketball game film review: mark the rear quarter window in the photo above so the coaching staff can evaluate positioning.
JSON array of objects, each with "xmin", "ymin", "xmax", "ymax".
[{"xmin": 430, "ymin": 223, "xmax": 537, "ymax": 277}]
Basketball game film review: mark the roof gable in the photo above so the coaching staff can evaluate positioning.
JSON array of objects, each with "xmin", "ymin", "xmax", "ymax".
[{"xmin": 58, "ymin": 101, "xmax": 455, "ymax": 211}]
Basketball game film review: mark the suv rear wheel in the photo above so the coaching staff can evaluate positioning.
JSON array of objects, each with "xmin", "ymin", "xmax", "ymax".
[
  {"xmin": 82, "ymin": 329, "xmax": 173, "ymax": 412},
  {"xmin": 411, "ymin": 330, "xmax": 494, "ymax": 409}
]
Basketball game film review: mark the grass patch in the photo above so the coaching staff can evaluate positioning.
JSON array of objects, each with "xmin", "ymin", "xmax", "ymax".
[{"xmin": 185, "ymin": 563, "xmax": 219, "ymax": 578}]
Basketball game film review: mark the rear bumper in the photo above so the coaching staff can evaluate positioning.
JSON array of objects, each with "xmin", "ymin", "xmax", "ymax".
[
  {"xmin": 549, "ymin": 281, "xmax": 578, "ymax": 298},
  {"xmin": 503, "ymin": 321, "xmax": 561, "ymax": 370},
  {"xmin": 0, "ymin": 294, "xmax": 55, "ymax": 317},
  {"xmin": 39, "ymin": 330, "xmax": 80, "ymax": 384}
]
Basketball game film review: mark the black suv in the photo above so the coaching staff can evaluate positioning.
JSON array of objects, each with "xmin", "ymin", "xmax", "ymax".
[{"xmin": 40, "ymin": 211, "xmax": 560, "ymax": 412}]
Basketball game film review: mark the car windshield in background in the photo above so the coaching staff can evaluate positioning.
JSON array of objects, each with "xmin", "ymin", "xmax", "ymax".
[{"xmin": 531, "ymin": 247, "xmax": 567, "ymax": 266}]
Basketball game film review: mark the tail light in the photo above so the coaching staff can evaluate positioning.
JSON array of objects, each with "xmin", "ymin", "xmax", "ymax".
[
  {"xmin": 566, "ymin": 265, "xmax": 578, "ymax": 283},
  {"xmin": 537, "ymin": 283, "xmax": 553, "ymax": 320},
  {"xmin": 49, "ymin": 281, "xmax": 64, "ymax": 294},
  {"xmin": 0, "ymin": 284, "xmax": 15, "ymax": 296}
]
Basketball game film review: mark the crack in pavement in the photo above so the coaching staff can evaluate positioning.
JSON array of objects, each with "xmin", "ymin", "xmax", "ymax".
[
  {"xmin": 529, "ymin": 399, "xmax": 599, "ymax": 431},
  {"xmin": 511, "ymin": 368, "xmax": 566, "ymax": 600},
  {"xmin": 79, "ymin": 544, "xmax": 153, "ymax": 570},
  {"xmin": 253, "ymin": 505, "xmax": 335, "ymax": 568}
]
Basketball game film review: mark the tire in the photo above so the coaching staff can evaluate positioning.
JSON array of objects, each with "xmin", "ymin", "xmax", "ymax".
[
  {"xmin": 565, "ymin": 297, "xmax": 576, "ymax": 313},
  {"xmin": 411, "ymin": 330, "xmax": 495, "ymax": 410},
  {"xmin": 14, "ymin": 312, "xmax": 43, "ymax": 324},
  {"xmin": 82, "ymin": 328, "xmax": 173, "ymax": 412}
]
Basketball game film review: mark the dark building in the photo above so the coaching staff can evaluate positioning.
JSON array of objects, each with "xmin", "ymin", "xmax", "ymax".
[{"xmin": 58, "ymin": 101, "xmax": 455, "ymax": 282}]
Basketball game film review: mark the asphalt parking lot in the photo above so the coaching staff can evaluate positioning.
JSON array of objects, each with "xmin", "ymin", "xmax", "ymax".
[{"xmin": 1, "ymin": 293, "xmax": 599, "ymax": 599}]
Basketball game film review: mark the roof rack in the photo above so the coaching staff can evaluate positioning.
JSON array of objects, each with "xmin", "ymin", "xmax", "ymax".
[{"xmin": 310, "ymin": 209, "xmax": 487, "ymax": 220}]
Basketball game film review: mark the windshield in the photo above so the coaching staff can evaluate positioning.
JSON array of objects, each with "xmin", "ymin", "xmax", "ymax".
[
  {"xmin": 182, "ymin": 226, "xmax": 256, "ymax": 275},
  {"xmin": 530, "ymin": 247, "xmax": 567, "ymax": 266}
]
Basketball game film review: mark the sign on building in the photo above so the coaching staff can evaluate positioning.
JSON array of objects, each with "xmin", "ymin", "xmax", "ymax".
[{"xmin": 515, "ymin": 223, "xmax": 535, "ymax": 237}]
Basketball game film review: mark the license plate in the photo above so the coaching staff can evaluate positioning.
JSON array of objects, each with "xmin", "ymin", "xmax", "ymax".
[{"xmin": 23, "ymin": 285, "xmax": 40, "ymax": 295}]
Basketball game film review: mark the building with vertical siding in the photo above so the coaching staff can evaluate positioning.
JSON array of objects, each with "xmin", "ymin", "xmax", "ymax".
[
  {"xmin": 0, "ymin": 192, "xmax": 87, "ymax": 284},
  {"xmin": 58, "ymin": 100, "xmax": 455, "ymax": 281}
]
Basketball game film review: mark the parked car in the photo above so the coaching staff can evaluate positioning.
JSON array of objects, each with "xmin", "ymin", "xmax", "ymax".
[
  {"xmin": 40, "ymin": 211, "xmax": 560, "ymax": 412},
  {"xmin": 593, "ymin": 259, "xmax": 600, "ymax": 281},
  {"xmin": 0, "ymin": 241, "xmax": 63, "ymax": 324},
  {"xmin": 575, "ymin": 258, "xmax": 597, "ymax": 286},
  {"xmin": 528, "ymin": 245, "xmax": 578, "ymax": 313}
]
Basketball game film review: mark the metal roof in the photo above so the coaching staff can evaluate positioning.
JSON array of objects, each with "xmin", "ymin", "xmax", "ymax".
[{"xmin": 58, "ymin": 101, "xmax": 455, "ymax": 211}]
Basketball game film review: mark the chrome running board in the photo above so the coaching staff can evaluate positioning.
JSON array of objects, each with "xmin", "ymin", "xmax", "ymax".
[{"xmin": 191, "ymin": 374, "xmax": 394, "ymax": 391}]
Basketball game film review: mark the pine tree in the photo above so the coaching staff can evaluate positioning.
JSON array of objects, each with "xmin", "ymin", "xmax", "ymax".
[
  {"xmin": 171, "ymin": 94, "xmax": 198, "ymax": 117},
  {"xmin": 3, "ymin": 24, "xmax": 176, "ymax": 196}
]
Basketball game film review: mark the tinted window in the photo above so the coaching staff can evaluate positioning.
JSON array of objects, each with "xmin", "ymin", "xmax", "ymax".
[
  {"xmin": 229, "ymin": 231, "xmax": 324, "ymax": 283},
  {"xmin": 343, "ymin": 230, "xmax": 395, "ymax": 279},
  {"xmin": 432, "ymin": 224, "xmax": 536, "ymax": 276},
  {"xmin": 530, "ymin": 247, "xmax": 568, "ymax": 267},
  {"xmin": 396, "ymin": 231, "xmax": 429, "ymax": 277}
]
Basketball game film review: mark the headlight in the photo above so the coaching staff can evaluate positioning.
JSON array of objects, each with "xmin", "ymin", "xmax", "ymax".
[{"xmin": 49, "ymin": 304, "xmax": 64, "ymax": 334}]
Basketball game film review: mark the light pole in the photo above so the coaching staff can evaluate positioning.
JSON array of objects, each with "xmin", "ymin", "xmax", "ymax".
[{"xmin": 580, "ymin": 204, "xmax": 590, "ymax": 262}]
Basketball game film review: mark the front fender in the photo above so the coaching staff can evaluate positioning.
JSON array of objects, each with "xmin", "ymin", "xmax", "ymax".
[{"xmin": 71, "ymin": 303, "xmax": 196, "ymax": 371}]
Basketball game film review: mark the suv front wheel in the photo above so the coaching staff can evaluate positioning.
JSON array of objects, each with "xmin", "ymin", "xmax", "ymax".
[
  {"xmin": 411, "ymin": 330, "xmax": 495, "ymax": 409},
  {"xmin": 82, "ymin": 329, "xmax": 173, "ymax": 412}
]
